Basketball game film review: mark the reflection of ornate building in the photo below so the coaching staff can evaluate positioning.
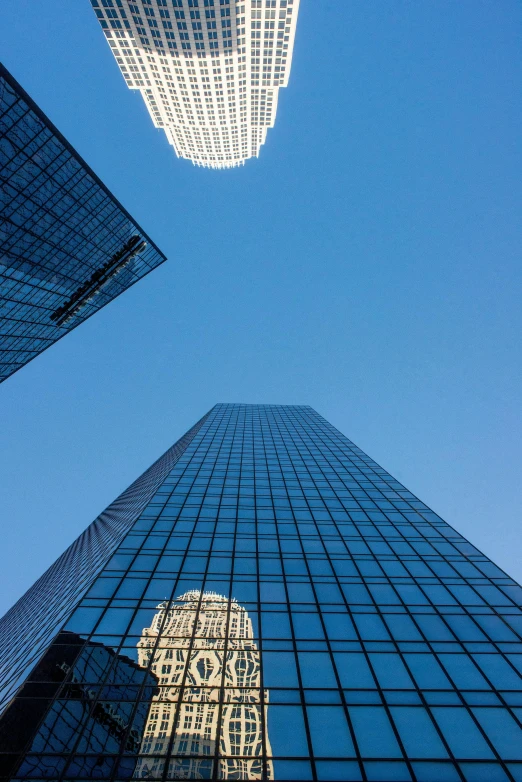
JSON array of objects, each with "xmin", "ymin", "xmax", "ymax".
[{"xmin": 134, "ymin": 591, "xmax": 273, "ymax": 780}]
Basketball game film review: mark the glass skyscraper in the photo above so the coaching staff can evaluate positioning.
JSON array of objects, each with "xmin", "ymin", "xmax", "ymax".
[
  {"xmin": 0, "ymin": 63, "xmax": 166, "ymax": 383},
  {"xmin": 1, "ymin": 403, "xmax": 521, "ymax": 781}
]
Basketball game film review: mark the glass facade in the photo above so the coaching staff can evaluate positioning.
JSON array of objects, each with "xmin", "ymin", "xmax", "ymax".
[
  {"xmin": 0, "ymin": 409, "xmax": 210, "ymax": 719},
  {"xmin": 0, "ymin": 63, "xmax": 166, "ymax": 383},
  {"xmin": 1, "ymin": 403, "xmax": 521, "ymax": 781}
]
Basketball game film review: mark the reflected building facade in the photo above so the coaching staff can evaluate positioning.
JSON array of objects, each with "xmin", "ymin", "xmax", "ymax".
[
  {"xmin": 1, "ymin": 404, "xmax": 522, "ymax": 781},
  {"xmin": 0, "ymin": 63, "xmax": 166, "ymax": 382},
  {"xmin": 0, "ymin": 631, "xmax": 158, "ymax": 780},
  {"xmin": 134, "ymin": 591, "xmax": 272, "ymax": 779}
]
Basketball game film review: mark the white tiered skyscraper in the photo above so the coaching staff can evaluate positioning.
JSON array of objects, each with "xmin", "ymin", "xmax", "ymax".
[{"xmin": 91, "ymin": 0, "xmax": 300, "ymax": 169}]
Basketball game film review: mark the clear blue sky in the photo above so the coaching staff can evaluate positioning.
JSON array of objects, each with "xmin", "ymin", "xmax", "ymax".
[{"xmin": 1, "ymin": 1, "xmax": 521, "ymax": 617}]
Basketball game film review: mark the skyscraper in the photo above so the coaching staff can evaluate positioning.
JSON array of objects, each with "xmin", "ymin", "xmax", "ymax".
[
  {"xmin": 0, "ymin": 63, "xmax": 166, "ymax": 383},
  {"xmin": 90, "ymin": 0, "xmax": 300, "ymax": 169},
  {"xmin": 1, "ymin": 404, "xmax": 521, "ymax": 781}
]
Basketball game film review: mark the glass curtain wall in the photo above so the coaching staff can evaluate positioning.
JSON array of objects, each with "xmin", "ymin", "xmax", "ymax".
[
  {"xmin": 0, "ymin": 63, "xmax": 166, "ymax": 382},
  {"xmin": 1, "ymin": 403, "xmax": 521, "ymax": 781}
]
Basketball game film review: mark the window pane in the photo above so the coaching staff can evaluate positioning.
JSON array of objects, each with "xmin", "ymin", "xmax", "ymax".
[
  {"xmin": 267, "ymin": 706, "xmax": 309, "ymax": 757},
  {"xmin": 431, "ymin": 708, "xmax": 495, "ymax": 759},
  {"xmin": 390, "ymin": 706, "xmax": 449, "ymax": 759},
  {"xmin": 307, "ymin": 706, "xmax": 356, "ymax": 758},
  {"xmin": 369, "ymin": 653, "xmax": 415, "ymax": 690},
  {"xmin": 472, "ymin": 708, "xmax": 522, "ymax": 758},
  {"xmin": 350, "ymin": 706, "xmax": 403, "ymax": 758}
]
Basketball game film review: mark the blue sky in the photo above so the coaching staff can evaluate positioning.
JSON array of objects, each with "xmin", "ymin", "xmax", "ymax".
[{"xmin": 1, "ymin": 1, "xmax": 521, "ymax": 616}]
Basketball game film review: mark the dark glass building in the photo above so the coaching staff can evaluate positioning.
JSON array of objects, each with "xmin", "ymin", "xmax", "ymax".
[
  {"xmin": 1, "ymin": 403, "xmax": 521, "ymax": 781},
  {"xmin": 0, "ymin": 63, "xmax": 166, "ymax": 383}
]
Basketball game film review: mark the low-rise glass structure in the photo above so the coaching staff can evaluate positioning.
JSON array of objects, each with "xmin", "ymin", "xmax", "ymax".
[
  {"xmin": 1, "ymin": 404, "xmax": 521, "ymax": 781},
  {"xmin": 0, "ymin": 63, "xmax": 166, "ymax": 382}
]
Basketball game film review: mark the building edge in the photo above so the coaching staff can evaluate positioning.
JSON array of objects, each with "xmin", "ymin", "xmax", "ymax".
[
  {"xmin": 0, "ymin": 406, "xmax": 214, "ymax": 715},
  {"xmin": 0, "ymin": 61, "xmax": 166, "ymax": 262}
]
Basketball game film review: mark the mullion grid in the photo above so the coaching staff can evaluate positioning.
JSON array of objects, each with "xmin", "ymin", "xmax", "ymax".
[
  {"xmin": 319, "ymin": 414, "xmax": 521, "ymax": 768},
  {"xmin": 309, "ymin": 418, "xmax": 519, "ymax": 595},
  {"xmin": 3, "ymin": 187, "xmax": 129, "ymax": 292},
  {"xmin": 302, "ymin": 416, "xmax": 522, "ymax": 653},
  {"xmin": 274, "ymin": 410, "xmax": 466, "ymax": 781},
  {"xmin": 170, "ymin": 411, "xmax": 234, "ymax": 778},
  {"xmin": 198, "ymin": 404, "xmax": 273, "ymax": 779},
  {"xmin": 273, "ymin": 410, "xmax": 408, "ymax": 781},
  {"xmin": 121, "ymin": 428, "xmax": 219, "ymax": 778},
  {"xmin": 0, "ymin": 64, "xmax": 164, "ymax": 259},
  {"xmin": 259, "ymin": 407, "xmax": 319, "ymax": 775},
  {"xmin": 9, "ymin": 415, "xmax": 211, "ymax": 779},
  {"xmin": 254, "ymin": 418, "xmax": 272, "ymax": 782},
  {"xmin": 5, "ymin": 405, "xmax": 522, "ymax": 780},
  {"xmin": 245, "ymin": 410, "xmax": 508, "ymax": 782},
  {"xmin": 284, "ymin": 411, "xmax": 423, "ymax": 778},
  {"xmin": 116, "ymin": 414, "xmax": 228, "ymax": 780},
  {"xmin": 264, "ymin": 417, "xmax": 329, "ymax": 782},
  {"xmin": 11, "ymin": 523, "xmax": 165, "ymax": 774},
  {"xmin": 158, "ymin": 408, "xmax": 239, "ymax": 780},
  {"xmin": 0, "ymin": 69, "xmax": 165, "ymax": 383},
  {"xmin": 308, "ymin": 414, "xmax": 522, "ymax": 713},
  {"xmin": 59, "ymin": 509, "xmax": 191, "ymax": 778},
  {"xmin": 211, "ymin": 408, "xmax": 253, "ymax": 779},
  {"xmin": 279, "ymin": 408, "xmax": 521, "ymax": 779},
  {"xmin": 46, "ymin": 412, "xmax": 220, "ymax": 780},
  {"xmin": 3, "ymin": 161, "xmax": 132, "ymax": 290},
  {"xmin": 0, "ymin": 411, "xmax": 210, "ymax": 735},
  {"xmin": 244, "ymin": 407, "xmax": 274, "ymax": 780},
  {"xmin": 2, "ymin": 113, "xmax": 128, "ymax": 274},
  {"xmin": 219, "ymin": 405, "xmax": 266, "ymax": 778}
]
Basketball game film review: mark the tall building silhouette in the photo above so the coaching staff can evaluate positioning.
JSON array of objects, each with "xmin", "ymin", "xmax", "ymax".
[
  {"xmin": 1, "ymin": 404, "xmax": 522, "ymax": 781},
  {"xmin": 0, "ymin": 63, "xmax": 166, "ymax": 382},
  {"xmin": 90, "ymin": 0, "xmax": 300, "ymax": 169}
]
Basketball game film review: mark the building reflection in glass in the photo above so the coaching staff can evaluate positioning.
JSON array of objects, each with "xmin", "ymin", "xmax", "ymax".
[
  {"xmin": 0, "ymin": 631, "xmax": 158, "ymax": 781},
  {"xmin": 134, "ymin": 591, "xmax": 273, "ymax": 781}
]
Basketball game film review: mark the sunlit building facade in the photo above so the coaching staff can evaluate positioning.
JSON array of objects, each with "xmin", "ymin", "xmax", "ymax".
[
  {"xmin": 1, "ymin": 404, "xmax": 522, "ymax": 781},
  {"xmin": 0, "ymin": 63, "xmax": 166, "ymax": 383},
  {"xmin": 90, "ymin": 0, "xmax": 300, "ymax": 168},
  {"xmin": 134, "ymin": 591, "xmax": 272, "ymax": 779}
]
